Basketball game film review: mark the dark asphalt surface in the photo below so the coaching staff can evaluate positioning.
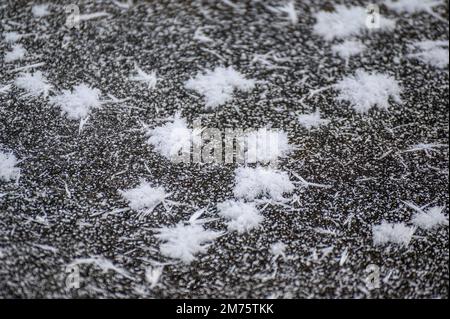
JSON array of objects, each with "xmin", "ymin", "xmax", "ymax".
[{"xmin": 0, "ymin": 0, "xmax": 448, "ymax": 298}]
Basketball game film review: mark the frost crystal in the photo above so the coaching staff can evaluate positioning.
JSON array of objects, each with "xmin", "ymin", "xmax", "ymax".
[
  {"xmin": 0, "ymin": 151, "xmax": 20, "ymax": 182},
  {"xmin": 298, "ymin": 110, "xmax": 330, "ymax": 130},
  {"xmin": 50, "ymin": 84, "xmax": 101, "ymax": 120},
  {"xmin": 234, "ymin": 166, "xmax": 294, "ymax": 201},
  {"xmin": 335, "ymin": 69, "xmax": 402, "ymax": 113},
  {"xmin": 3, "ymin": 32, "xmax": 22, "ymax": 43},
  {"xmin": 129, "ymin": 66, "xmax": 158, "ymax": 90},
  {"xmin": 385, "ymin": 0, "xmax": 441, "ymax": 14},
  {"xmin": 155, "ymin": 222, "xmax": 221, "ymax": 264},
  {"xmin": 271, "ymin": 242, "xmax": 287, "ymax": 259},
  {"xmin": 408, "ymin": 40, "xmax": 449, "ymax": 69},
  {"xmin": 146, "ymin": 113, "xmax": 192, "ymax": 160},
  {"xmin": 241, "ymin": 128, "xmax": 291, "ymax": 163},
  {"xmin": 217, "ymin": 200, "xmax": 263, "ymax": 233},
  {"xmin": 4, "ymin": 44, "xmax": 26, "ymax": 63},
  {"xmin": 372, "ymin": 222, "xmax": 416, "ymax": 246},
  {"xmin": 145, "ymin": 266, "xmax": 164, "ymax": 289},
  {"xmin": 331, "ymin": 40, "xmax": 366, "ymax": 60},
  {"xmin": 411, "ymin": 206, "xmax": 449, "ymax": 230},
  {"xmin": 14, "ymin": 71, "xmax": 52, "ymax": 98},
  {"xmin": 185, "ymin": 66, "xmax": 255, "ymax": 109},
  {"xmin": 32, "ymin": 4, "xmax": 50, "ymax": 17},
  {"xmin": 268, "ymin": 1, "xmax": 298, "ymax": 25},
  {"xmin": 120, "ymin": 181, "xmax": 169, "ymax": 216},
  {"xmin": 313, "ymin": 5, "xmax": 395, "ymax": 41}
]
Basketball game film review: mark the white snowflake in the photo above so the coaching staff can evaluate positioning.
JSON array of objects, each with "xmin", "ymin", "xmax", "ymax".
[
  {"xmin": 233, "ymin": 166, "xmax": 294, "ymax": 202},
  {"xmin": 0, "ymin": 151, "xmax": 20, "ymax": 182},
  {"xmin": 50, "ymin": 83, "xmax": 101, "ymax": 120},
  {"xmin": 298, "ymin": 110, "xmax": 330, "ymax": 130},
  {"xmin": 14, "ymin": 71, "xmax": 52, "ymax": 98},
  {"xmin": 129, "ymin": 66, "xmax": 158, "ymax": 90},
  {"xmin": 335, "ymin": 69, "xmax": 402, "ymax": 113},
  {"xmin": 120, "ymin": 181, "xmax": 170, "ymax": 217},
  {"xmin": 217, "ymin": 200, "xmax": 263, "ymax": 233},
  {"xmin": 185, "ymin": 66, "xmax": 255, "ymax": 109},
  {"xmin": 372, "ymin": 222, "xmax": 416, "ymax": 246}
]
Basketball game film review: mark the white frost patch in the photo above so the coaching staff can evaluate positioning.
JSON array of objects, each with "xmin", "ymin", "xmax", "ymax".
[
  {"xmin": 120, "ymin": 181, "xmax": 169, "ymax": 217},
  {"xmin": 217, "ymin": 200, "xmax": 263, "ymax": 233},
  {"xmin": 0, "ymin": 151, "xmax": 20, "ymax": 182},
  {"xmin": 184, "ymin": 66, "xmax": 255, "ymax": 109},
  {"xmin": 335, "ymin": 69, "xmax": 402, "ymax": 113},
  {"xmin": 129, "ymin": 66, "xmax": 157, "ymax": 90},
  {"xmin": 410, "ymin": 206, "xmax": 449, "ymax": 230},
  {"xmin": 331, "ymin": 40, "xmax": 366, "ymax": 60},
  {"xmin": 50, "ymin": 83, "xmax": 101, "ymax": 120},
  {"xmin": 241, "ymin": 128, "xmax": 291, "ymax": 163},
  {"xmin": 4, "ymin": 44, "xmax": 26, "ymax": 63},
  {"xmin": 372, "ymin": 222, "xmax": 416, "ymax": 246},
  {"xmin": 234, "ymin": 166, "xmax": 294, "ymax": 202},
  {"xmin": 32, "ymin": 4, "xmax": 50, "ymax": 17},
  {"xmin": 154, "ymin": 221, "xmax": 222, "ymax": 264},
  {"xmin": 268, "ymin": 1, "xmax": 298, "ymax": 25},
  {"xmin": 298, "ymin": 110, "xmax": 330, "ymax": 130},
  {"xmin": 14, "ymin": 71, "xmax": 52, "ymax": 98},
  {"xmin": 146, "ymin": 113, "xmax": 192, "ymax": 160},
  {"xmin": 313, "ymin": 5, "xmax": 395, "ymax": 41},
  {"xmin": 408, "ymin": 40, "xmax": 449, "ymax": 69}
]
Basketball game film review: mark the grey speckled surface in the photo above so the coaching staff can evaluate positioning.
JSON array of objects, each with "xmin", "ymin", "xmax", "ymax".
[{"xmin": 0, "ymin": 0, "xmax": 448, "ymax": 298}]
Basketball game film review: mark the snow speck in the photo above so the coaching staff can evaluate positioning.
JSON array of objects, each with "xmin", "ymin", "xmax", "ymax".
[
  {"xmin": 4, "ymin": 44, "xmax": 26, "ymax": 63},
  {"xmin": 120, "ymin": 181, "xmax": 169, "ymax": 217},
  {"xmin": 335, "ymin": 69, "xmax": 402, "ymax": 113},
  {"xmin": 129, "ymin": 65, "xmax": 158, "ymax": 90},
  {"xmin": 14, "ymin": 71, "xmax": 52, "ymax": 98},
  {"xmin": 372, "ymin": 222, "xmax": 416, "ymax": 246},
  {"xmin": 411, "ymin": 206, "xmax": 449, "ymax": 230},
  {"xmin": 184, "ymin": 66, "xmax": 255, "ymax": 109},
  {"xmin": 233, "ymin": 166, "xmax": 294, "ymax": 202},
  {"xmin": 146, "ymin": 113, "xmax": 192, "ymax": 160},
  {"xmin": 154, "ymin": 222, "xmax": 222, "ymax": 264},
  {"xmin": 298, "ymin": 110, "xmax": 330, "ymax": 130},
  {"xmin": 313, "ymin": 5, "xmax": 395, "ymax": 41},
  {"xmin": 0, "ymin": 151, "xmax": 20, "ymax": 182},
  {"xmin": 50, "ymin": 84, "xmax": 101, "ymax": 120},
  {"xmin": 32, "ymin": 4, "xmax": 50, "ymax": 17},
  {"xmin": 331, "ymin": 40, "xmax": 366, "ymax": 60},
  {"xmin": 217, "ymin": 200, "xmax": 263, "ymax": 233},
  {"xmin": 408, "ymin": 40, "xmax": 449, "ymax": 69}
]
